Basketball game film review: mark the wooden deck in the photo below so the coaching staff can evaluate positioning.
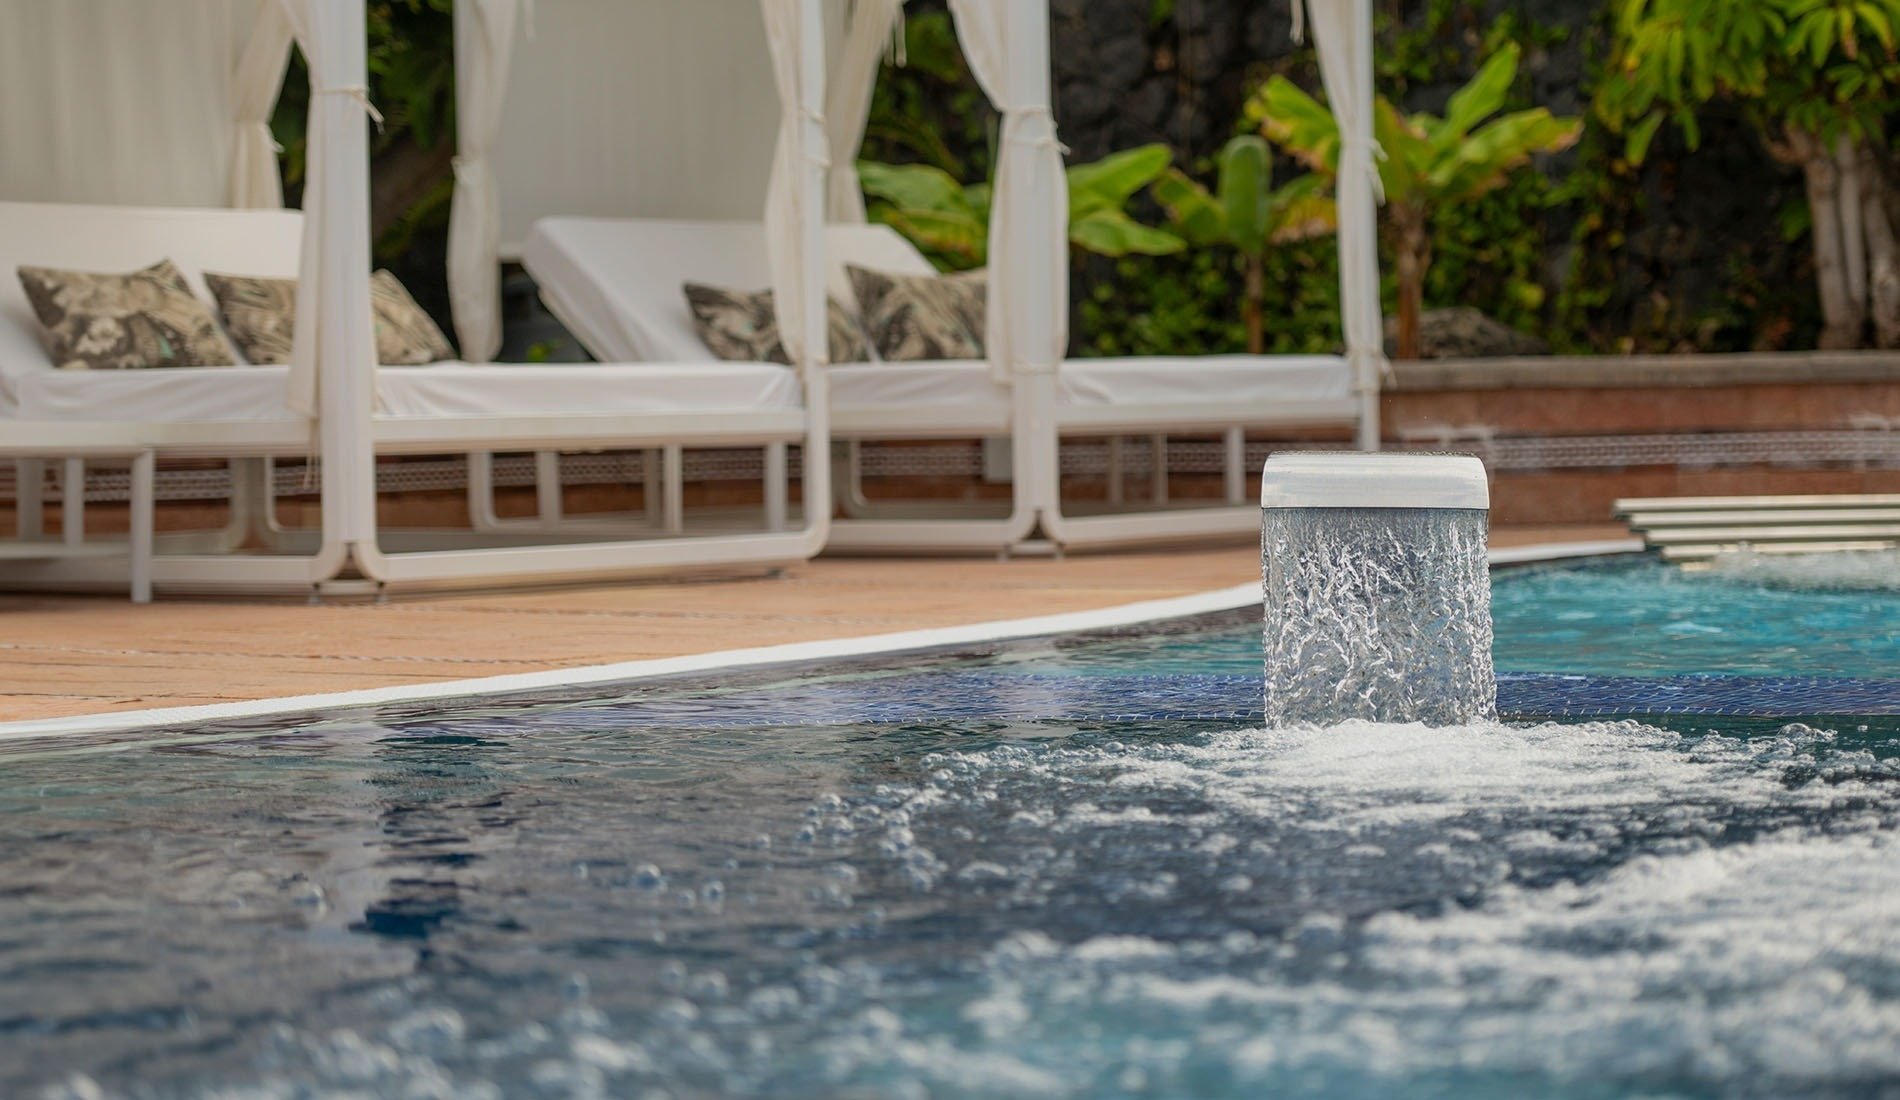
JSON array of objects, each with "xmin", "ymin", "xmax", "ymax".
[{"xmin": 0, "ymin": 526, "xmax": 1627, "ymax": 723}]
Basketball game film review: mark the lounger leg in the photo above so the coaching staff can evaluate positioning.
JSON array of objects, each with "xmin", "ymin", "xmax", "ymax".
[
  {"xmin": 1106, "ymin": 437, "xmax": 1124, "ymax": 504},
  {"xmin": 842, "ymin": 440, "xmax": 873, "ymax": 514},
  {"xmin": 1224, "ymin": 427, "xmax": 1246, "ymax": 505},
  {"xmin": 535, "ymin": 450, "xmax": 563, "ymax": 527},
  {"xmin": 662, "ymin": 445, "xmax": 684, "ymax": 534},
  {"xmin": 466, "ymin": 452, "xmax": 501, "ymax": 530},
  {"xmin": 259, "ymin": 458, "xmax": 288, "ymax": 535},
  {"xmin": 129, "ymin": 451, "xmax": 155, "ymax": 604},
  {"xmin": 1149, "ymin": 433, "xmax": 1169, "ymax": 505},
  {"xmin": 62, "ymin": 458, "xmax": 85, "ymax": 546},
  {"xmin": 764, "ymin": 442, "xmax": 788, "ymax": 532},
  {"xmin": 16, "ymin": 458, "xmax": 42, "ymax": 540},
  {"xmin": 643, "ymin": 449, "xmax": 661, "ymax": 525}
]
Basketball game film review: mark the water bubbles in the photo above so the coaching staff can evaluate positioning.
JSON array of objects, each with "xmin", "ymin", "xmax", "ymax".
[
  {"xmin": 632, "ymin": 864, "xmax": 666, "ymax": 891},
  {"xmin": 388, "ymin": 1008, "xmax": 466, "ymax": 1056}
]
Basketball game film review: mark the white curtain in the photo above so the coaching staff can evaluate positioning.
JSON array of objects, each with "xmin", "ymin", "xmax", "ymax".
[
  {"xmin": 280, "ymin": 0, "xmax": 380, "ymax": 542},
  {"xmin": 229, "ymin": 0, "xmax": 295, "ymax": 207},
  {"xmin": 760, "ymin": 0, "xmax": 828, "ymax": 372},
  {"xmin": 448, "ymin": 0, "xmax": 524, "ymax": 360},
  {"xmin": 1303, "ymin": 0, "xmax": 1386, "ymax": 439},
  {"xmin": 945, "ymin": 0, "xmax": 1066, "ymax": 383},
  {"xmin": 825, "ymin": 0, "xmax": 903, "ymax": 223},
  {"xmin": 0, "ymin": 0, "xmax": 258, "ymax": 207}
]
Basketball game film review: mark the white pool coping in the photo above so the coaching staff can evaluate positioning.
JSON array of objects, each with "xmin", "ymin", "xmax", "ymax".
[{"xmin": 0, "ymin": 538, "xmax": 1644, "ymax": 744}]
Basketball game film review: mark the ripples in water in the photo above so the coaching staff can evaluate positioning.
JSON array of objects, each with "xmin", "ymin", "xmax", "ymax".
[{"xmin": 5, "ymin": 710, "xmax": 1899, "ymax": 1099}]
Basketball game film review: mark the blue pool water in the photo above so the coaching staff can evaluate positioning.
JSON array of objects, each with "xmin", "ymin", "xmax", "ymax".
[{"xmin": 2, "ymin": 557, "xmax": 1898, "ymax": 1098}]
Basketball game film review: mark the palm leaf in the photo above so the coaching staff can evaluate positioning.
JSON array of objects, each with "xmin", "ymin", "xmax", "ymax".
[
  {"xmin": 1068, "ymin": 143, "xmax": 1173, "ymax": 215},
  {"xmin": 1069, "ymin": 209, "xmax": 1185, "ymax": 256},
  {"xmin": 1433, "ymin": 42, "xmax": 1520, "ymax": 147},
  {"xmin": 1150, "ymin": 168, "xmax": 1229, "ymax": 246}
]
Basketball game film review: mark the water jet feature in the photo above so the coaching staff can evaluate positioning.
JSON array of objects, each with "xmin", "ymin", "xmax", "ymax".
[{"xmin": 1260, "ymin": 452, "xmax": 1495, "ymax": 725}]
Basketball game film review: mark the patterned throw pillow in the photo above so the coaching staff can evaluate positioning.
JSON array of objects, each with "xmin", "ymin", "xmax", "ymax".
[
  {"xmin": 683, "ymin": 284, "xmax": 868, "ymax": 365},
  {"xmin": 17, "ymin": 259, "xmax": 236, "ymax": 370},
  {"xmin": 204, "ymin": 269, "xmax": 455, "ymax": 366},
  {"xmin": 846, "ymin": 265, "xmax": 987, "ymax": 362}
]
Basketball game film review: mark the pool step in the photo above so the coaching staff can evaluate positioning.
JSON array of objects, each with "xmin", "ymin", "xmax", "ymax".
[{"xmin": 1614, "ymin": 493, "xmax": 1900, "ymax": 562}]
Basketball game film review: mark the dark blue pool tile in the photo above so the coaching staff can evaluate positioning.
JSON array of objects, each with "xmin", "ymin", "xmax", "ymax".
[{"xmin": 387, "ymin": 670, "xmax": 1900, "ymax": 737}]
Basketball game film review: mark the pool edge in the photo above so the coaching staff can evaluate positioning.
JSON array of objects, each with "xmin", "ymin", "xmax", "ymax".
[{"xmin": 0, "ymin": 538, "xmax": 1646, "ymax": 743}]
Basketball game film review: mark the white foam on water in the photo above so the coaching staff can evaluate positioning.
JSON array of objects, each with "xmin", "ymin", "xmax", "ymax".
[{"xmin": 1706, "ymin": 547, "xmax": 1900, "ymax": 591}]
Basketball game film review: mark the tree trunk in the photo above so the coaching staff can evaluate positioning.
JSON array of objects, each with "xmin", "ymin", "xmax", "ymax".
[
  {"xmin": 1391, "ymin": 205, "xmax": 1430, "ymax": 360},
  {"xmin": 1243, "ymin": 254, "xmax": 1264, "ymax": 355},
  {"xmin": 1858, "ymin": 143, "xmax": 1900, "ymax": 348},
  {"xmin": 1837, "ymin": 136, "xmax": 1868, "ymax": 309},
  {"xmin": 1792, "ymin": 126, "xmax": 1864, "ymax": 348}
]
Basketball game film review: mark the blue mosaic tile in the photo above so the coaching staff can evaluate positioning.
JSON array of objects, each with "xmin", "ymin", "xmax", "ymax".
[
  {"xmin": 1497, "ymin": 673, "xmax": 1900, "ymax": 718},
  {"xmin": 390, "ymin": 670, "xmax": 1900, "ymax": 737}
]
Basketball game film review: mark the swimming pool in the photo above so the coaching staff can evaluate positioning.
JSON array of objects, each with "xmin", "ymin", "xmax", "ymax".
[{"xmin": 3, "ymin": 557, "xmax": 1897, "ymax": 1098}]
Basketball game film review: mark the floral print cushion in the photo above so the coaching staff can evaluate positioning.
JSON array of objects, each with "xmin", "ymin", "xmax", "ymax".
[
  {"xmin": 683, "ymin": 283, "xmax": 868, "ymax": 365},
  {"xmin": 203, "ymin": 269, "xmax": 455, "ymax": 366},
  {"xmin": 846, "ymin": 265, "xmax": 987, "ymax": 362},
  {"xmin": 17, "ymin": 259, "xmax": 236, "ymax": 371}
]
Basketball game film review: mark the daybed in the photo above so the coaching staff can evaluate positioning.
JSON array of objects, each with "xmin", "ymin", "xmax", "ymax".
[
  {"xmin": 452, "ymin": 0, "xmax": 1384, "ymax": 555},
  {"xmin": 0, "ymin": 0, "xmax": 837, "ymax": 596}
]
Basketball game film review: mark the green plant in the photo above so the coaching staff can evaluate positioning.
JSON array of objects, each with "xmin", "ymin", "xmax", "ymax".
[
  {"xmin": 857, "ymin": 144, "xmax": 1185, "ymax": 270},
  {"xmin": 1150, "ymin": 135, "xmax": 1337, "ymax": 353},
  {"xmin": 1252, "ymin": 42, "xmax": 1581, "ymax": 359},
  {"xmin": 1596, "ymin": 0, "xmax": 1900, "ymax": 347}
]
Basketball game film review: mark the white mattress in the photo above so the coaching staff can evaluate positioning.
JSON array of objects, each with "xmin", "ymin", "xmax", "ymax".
[
  {"xmin": 0, "ymin": 202, "xmax": 800, "ymax": 422},
  {"xmin": 522, "ymin": 216, "xmax": 939, "ymax": 365},
  {"xmin": 522, "ymin": 214, "xmax": 1353, "ymax": 412},
  {"xmin": 13, "ymin": 361, "xmax": 801, "ymax": 422},
  {"xmin": 830, "ymin": 355, "xmax": 1351, "ymax": 410}
]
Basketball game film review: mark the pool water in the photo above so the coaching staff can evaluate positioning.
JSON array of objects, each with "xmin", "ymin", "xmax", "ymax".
[{"xmin": 3, "ymin": 558, "xmax": 1898, "ymax": 1099}]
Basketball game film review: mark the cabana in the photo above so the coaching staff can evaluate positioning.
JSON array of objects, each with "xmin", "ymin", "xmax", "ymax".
[
  {"xmin": 457, "ymin": 0, "xmax": 1384, "ymax": 555},
  {"xmin": 0, "ymin": 0, "xmax": 836, "ymax": 596}
]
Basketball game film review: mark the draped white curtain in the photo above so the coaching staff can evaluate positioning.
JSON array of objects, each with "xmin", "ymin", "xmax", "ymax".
[
  {"xmin": 229, "ymin": 0, "xmax": 295, "ymax": 207},
  {"xmin": 760, "ymin": 0, "xmax": 829, "ymax": 372},
  {"xmin": 0, "ymin": 0, "xmax": 261, "ymax": 207},
  {"xmin": 448, "ymin": 0, "xmax": 525, "ymax": 360},
  {"xmin": 1303, "ymin": 0, "xmax": 1386, "ymax": 443},
  {"xmin": 279, "ymin": 0, "xmax": 380, "ymax": 541},
  {"xmin": 824, "ymin": 0, "xmax": 902, "ymax": 223},
  {"xmin": 945, "ymin": 0, "xmax": 1066, "ymax": 384}
]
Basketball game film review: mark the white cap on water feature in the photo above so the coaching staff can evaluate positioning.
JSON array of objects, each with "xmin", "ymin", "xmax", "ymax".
[{"xmin": 1259, "ymin": 452, "xmax": 1489, "ymax": 511}]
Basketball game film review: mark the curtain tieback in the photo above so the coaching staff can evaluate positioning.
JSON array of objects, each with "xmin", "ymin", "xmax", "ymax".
[
  {"xmin": 315, "ymin": 84, "xmax": 385, "ymax": 130},
  {"xmin": 240, "ymin": 118, "xmax": 284, "ymax": 156},
  {"xmin": 1339, "ymin": 134, "xmax": 1386, "ymax": 202},
  {"xmin": 450, "ymin": 154, "xmax": 486, "ymax": 185},
  {"xmin": 787, "ymin": 107, "xmax": 833, "ymax": 169},
  {"xmin": 1001, "ymin": 105, "xmax": 1068, "ymax": 155},
  {"xmin": 1346, "ymin": 347, "xmax": 1392, "ymax": 394}
]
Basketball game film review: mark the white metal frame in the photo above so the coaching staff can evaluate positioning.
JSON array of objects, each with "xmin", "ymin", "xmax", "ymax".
[{"xmin": 1, "ymin": 423, "xmax": 155, "ymax": 601}]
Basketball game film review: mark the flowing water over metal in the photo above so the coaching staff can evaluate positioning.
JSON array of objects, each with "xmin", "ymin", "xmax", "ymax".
[{"xmin": 1263, "ymin": 506, "xmax": 1496, "ymax": 725}]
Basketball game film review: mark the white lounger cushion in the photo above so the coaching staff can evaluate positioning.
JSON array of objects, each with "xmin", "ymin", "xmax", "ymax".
[
  {"xmin": 522, "ymin": 214, "xmax": 1354, "ymax": 413},
  {"xmin": 0, "ymin": 202, "xmax": 799, "ymax": 421},
  {"xmin": 829, "ymin": 355, "xmax": 1350, "ymax": 410},
  {"xmin": 14, "ymin": 361, "xmax": 799, "ymax": 422},
  {"xmin": 523, "ymin": 216, "xmax": 938, "ymax": 364},
  {"xmin": 0, "ymin": 201, "xmax": 304, "ymax": 406}
]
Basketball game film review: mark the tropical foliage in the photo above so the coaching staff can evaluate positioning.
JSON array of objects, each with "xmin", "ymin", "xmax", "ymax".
[
  {"xmin": 1251, "ymin": 43, "xmax": 1581, "ymax": 359},
  {"xmin": 858, "ymin": 145, "xmax": 1186, "ymax": 270},
  {"xmin": 1596, "ymin": 0, "xmax": 1900, "ymax": 347},
  {"xmin": 1151, "ymin": 136, "xmax": 1337, "ymax": 353}
]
